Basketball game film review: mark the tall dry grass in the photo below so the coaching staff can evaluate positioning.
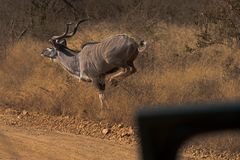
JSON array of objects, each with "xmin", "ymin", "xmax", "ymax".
[
  {"xmin": 1, "ymin": 0, "xmax": 240, "ymax": 123},
  {"xmin": 1, "ymin": 21, "xmax": 240, "ymax": 124}
]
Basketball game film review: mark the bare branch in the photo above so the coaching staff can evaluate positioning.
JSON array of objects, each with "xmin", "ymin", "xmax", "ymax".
[
  {"xmin": 62, "ymin": 0, "xmax": 79, "ymax": 19},
  {"xmin": 17, "ymin": 28, "xmax": 28, "ymax": 41}
]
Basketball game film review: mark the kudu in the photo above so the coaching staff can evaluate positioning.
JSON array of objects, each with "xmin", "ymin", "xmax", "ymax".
[{"xmin": 41, "ymin": 19, "xmax": 147, "ymax": 109}]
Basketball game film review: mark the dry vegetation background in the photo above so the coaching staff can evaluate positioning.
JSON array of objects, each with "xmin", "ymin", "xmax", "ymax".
[{"xmin": 1, "ymin": 0, "xmax": 240, "ymax": 123}]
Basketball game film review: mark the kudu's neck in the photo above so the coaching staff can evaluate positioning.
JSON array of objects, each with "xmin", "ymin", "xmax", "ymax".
[{"xmin": 56, "ymin": 47, "xmax": 80, "ymax": 77}]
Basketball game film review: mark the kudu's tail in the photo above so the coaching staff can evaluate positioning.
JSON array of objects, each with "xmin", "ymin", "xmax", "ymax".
[{"xmin": 138, "ymin": 40, "xmax": 147, "ymax": 52}]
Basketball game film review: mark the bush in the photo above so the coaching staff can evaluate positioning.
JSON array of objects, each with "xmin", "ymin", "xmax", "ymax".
[{"xmin": 1, "ymin": 0, "xmax": 240, "ymax": 124}]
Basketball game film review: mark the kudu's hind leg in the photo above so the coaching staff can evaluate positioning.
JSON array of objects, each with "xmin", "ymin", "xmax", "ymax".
[{"xmin": 109, "ymin": 63, "xmax": 136, "ymax": 86}]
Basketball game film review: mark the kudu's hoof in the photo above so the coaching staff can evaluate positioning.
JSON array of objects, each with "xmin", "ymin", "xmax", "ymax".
[{"xmin": 109, "ymin": 79, "xmax": 118, "ymax": 87}]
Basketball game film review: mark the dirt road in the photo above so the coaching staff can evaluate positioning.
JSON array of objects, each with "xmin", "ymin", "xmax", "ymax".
[
  {"xmin": 0, "ymin": 108, "xmax": 240, "ymax": 160},
  {"xmin": 0, "ymin": 124, "xmax": 137, "ymax": 160}
]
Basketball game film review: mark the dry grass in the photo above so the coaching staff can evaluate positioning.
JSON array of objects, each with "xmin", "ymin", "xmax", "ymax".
[
  {"xmin": 1, "ymin": 1, "xmax": 240, "ymax": 124},
  {"xmin": 1, "ymin": 22, "xmax": 240, "ymax": 124}
]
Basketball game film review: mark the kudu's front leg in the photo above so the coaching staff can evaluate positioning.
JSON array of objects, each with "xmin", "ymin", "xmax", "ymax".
[{"xmin": 93, "ymin": 77, "xmax": 109, "ymax": 110}]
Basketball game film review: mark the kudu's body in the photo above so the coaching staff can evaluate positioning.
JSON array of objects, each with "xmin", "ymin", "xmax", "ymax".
[{"xmin": 41, "ymin": 19, "xmax": 147, "ymax": 108}]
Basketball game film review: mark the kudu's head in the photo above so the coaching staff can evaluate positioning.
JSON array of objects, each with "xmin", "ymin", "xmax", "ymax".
[{"xmin": 41, "ymin": 19, "xmax": 88, "ymax": 60}]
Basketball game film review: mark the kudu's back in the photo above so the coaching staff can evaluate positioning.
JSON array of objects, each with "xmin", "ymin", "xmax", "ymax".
[{"xmin": 79, "ymin": 34, "xmax": 139, "ymax": 77}]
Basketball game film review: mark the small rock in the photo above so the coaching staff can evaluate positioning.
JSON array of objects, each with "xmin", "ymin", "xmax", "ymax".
[
  {"xmin": 121, "ymin": 127, "xmax": 134, "ymax": 137},
  {"xmin": 117, "ymin": 124, "xmax": 124, "ymax": 128},
  {"xmin": 10, "ymin": 121, "xmax": 17, "ymax": 125},
  {"xmin": 4, "ymin": 108, "xmax": 18, "ymax": 115},
  {"xmin": 102, "ymin": 128, "xmax": 110, "ymax": 135},
  {"xmin": 22, "ymin": 110, "xmax": 28, "ymax": 116},
  {"xmin": 121, "ymin": 132, "xmax": 128, "ymax": 137},
  {"xmin": 63, "ymin": 115, "xmax": 70, "ymax": 119},
  {"xmin": 128, "ymin": 127, "xmax": 134, "ymax": 135}
]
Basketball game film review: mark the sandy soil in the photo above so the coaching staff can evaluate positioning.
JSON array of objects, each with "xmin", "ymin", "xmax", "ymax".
[{"xmin": 0, "ymin": 123, "xmax": 138, "ymax": 160}]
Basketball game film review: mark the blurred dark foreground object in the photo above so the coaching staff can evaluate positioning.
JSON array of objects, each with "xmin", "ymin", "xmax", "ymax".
[{"xmin": 137, "ymin": 102, "xmax": 240, "ymax": 160}]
